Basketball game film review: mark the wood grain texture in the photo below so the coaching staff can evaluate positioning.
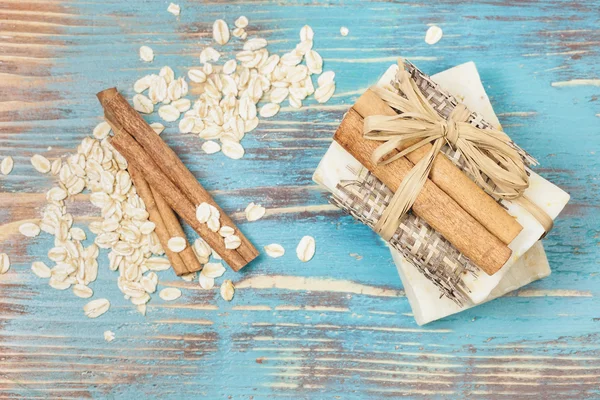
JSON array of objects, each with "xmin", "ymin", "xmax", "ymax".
[{"xmin": 0, "ymin": 0, "xmax": 599, "ymax": 398}]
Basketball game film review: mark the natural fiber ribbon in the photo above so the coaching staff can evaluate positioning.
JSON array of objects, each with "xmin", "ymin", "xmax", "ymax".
[{"xmin": 365, "ymin": 59, "xmax": 553, "ymax": 240}]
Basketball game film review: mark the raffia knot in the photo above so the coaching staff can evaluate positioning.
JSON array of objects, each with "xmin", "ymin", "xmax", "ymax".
[{"xmin": 363, "ymin": 58, "xmax": 551, "ymax": 241}]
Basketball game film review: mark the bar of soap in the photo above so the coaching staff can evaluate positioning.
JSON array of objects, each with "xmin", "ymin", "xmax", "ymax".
[{"xmin": 391, "ymin": 241, "xmax": 550, "ymax": 325}]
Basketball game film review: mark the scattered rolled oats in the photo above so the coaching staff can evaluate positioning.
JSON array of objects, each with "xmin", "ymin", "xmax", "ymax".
[
  {"xmin": 1, "ymin": 156, "xmax": 13, "ymax": 176},
  {"xmin": 145, "ymin": 257, "xmax": 171, "ymax": 271},
  {"xmin": 159, "ymin": 287, "xmax": 182, "ymax": 301},
  {"xmin": 19, "ymin": 222, "xmax": 41, "ymax": 238},
  {"xmin": 202, "ymin": 262, "xmax": 225, "ymax": 278},
  {"xmin": 199, "ymin": 273, "xmax": 215, "ymax": 289},
  {"xmin": 245, "ymin": 202, "xmax": 266, "ymax": 222},
  {"xmin": 202, "ymin": 140, "xmax": 221, "ymax": 154},
  {"xmin": 213, "ymin": 19, "xmax": 230, "ymax": 45},
  {"xmin": 150, "ymin": 122, "xmax": 165, "ymax": 135},
  {"xmin": 139, "ymin": 46, "xmax": 154, "ymax": 62},
  {"xmin": 180, "ymin": 272, "xmax": 196, "ymax": 282},
  {"xmin": 425, "ymin": 25, "xmax": 443, "ymax": 45},
  {"xmin": 93, "ymin": 122, "xmax": 112, "ymax": 140},
  {"xmin": 235, "ymin": 16, "xmax": 248, "ymax": 29},
  {"xmin": 296, "ymin": 235, "xmax": 316, "ymax": 262},
  {"xmin": 264, "ymin": 243, "xmax": 285, "ymax": 258},
  {"xmin": 83, "ymin": 298, "xmax": 110, "ymax": 318},
  {"xmin": 340, "ymin": 26, "xmax": 349, "ymax": 36},
  {"xmin": 306, "ymin": 50, "xmax": 323, "ymax": 75},
  {"xmin": 31, "ymin": 154, "xmax": 51, "ymax": 174},
  {"xmin": 221, "ymin": 139, "xmax": 244, "ymax": 160},
  {"xmin": 196, "ymin": 202, "xmax": 211, "ymax": 223},
  {"xmin": 31, "ymin": 261, "xmax": 52, "ymax": 278},
  {"xmin": 224, "ymin": 235, "xmax": 241, "ymax": 250},
  {"xmin": 317, "ymin": 70, "xmax": 335, "ymax": 86},
  {"xmin": 193, "ymin": 238, "xmax": 212, "ymax": 263},
  {"xmin": 158, "ymin": 104, "xmax": 181, "ymax": 122},
  {"xmin": 167, "ymin": 3, "xmax": 180, "ymax": 16},
  {"xmin": 259, "ymin": 103, "xmax": 280, "ymax": 118},
  {"xmin": 220, "ymin": 279, "xmax": 235, "ymax": 301},
  {"xmin": 167, "ymin": 236, "xmax": 187, "ymax": 253},
  {"xmin": 73, "ymin": 284, "xmax": 94, "ymax": 298},
  {"xmin": 300, "ymin": 25, "xmax": 314, "ymax": 41},
  {"xmin": 104, "ymin": 330, "xmax": 115, "ymax": 342},
  {"xmin": 133, "ymin": 94, "xmax": 154, "ymax": 114},
  {"xmin": 179, "ymin": 116, "xmax": 195, "ymax": 133},
  {"xmin": 219, "ymin": 226, "xmax": 234, "ymax": 237},
  {"xmin": 315, "ymin": 81, "xmax": 335, "ymax": 104},
  {"xmin": 222, "ymin": 59, "xmax": 237, "ymax": 75},
  {"xmin": 0, "ymin": 253, "xmax": 10, "ymax": 274}
]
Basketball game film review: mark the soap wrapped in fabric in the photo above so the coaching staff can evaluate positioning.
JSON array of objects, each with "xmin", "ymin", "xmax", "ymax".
[{"xmin": 313, "ymin": 61, "xmax": 569, "ymax": 318}]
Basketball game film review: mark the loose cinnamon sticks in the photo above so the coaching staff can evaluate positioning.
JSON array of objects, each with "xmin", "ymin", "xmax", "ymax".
[
  {"xmin": 99, "ymin": 88, "xmax": 258, "ymax": 271},
  {"xmin": 334, "ymin": 108, "xmax": 511, "ymax": 275},
  {"xmin": 129, "ymin": 165, "xmax": 194, "ymax": 276},
  {"xmin": 353, "ymin": 89, "xmax": 523, "ymax": 245}
]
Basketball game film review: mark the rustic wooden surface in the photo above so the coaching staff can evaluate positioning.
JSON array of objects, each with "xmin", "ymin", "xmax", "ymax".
[{"xmin": 1, "ymin": 0, "xmax": 599, "ymax": 398}]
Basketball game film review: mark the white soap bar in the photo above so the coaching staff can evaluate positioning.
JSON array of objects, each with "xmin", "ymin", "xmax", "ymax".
[{"xmin": 390, "ymin": 241, "xmax": 550, "ymax": 325}]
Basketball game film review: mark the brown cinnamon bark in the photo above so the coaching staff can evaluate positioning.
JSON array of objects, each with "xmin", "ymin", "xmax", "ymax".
[
  {"xmin": 99, "ymin": 88, "xmax": 258, "ymax": 271},
  {"xmin": 128, "ymin": 165, "xmax": 189, "ymax": 276},
  {"xmin": 353, "ymin": 89, "xmax": 522, "ymax": 245},
  {"xmin": 150, "ymin": 186, "xmax": 203, "ymax": 275},
  {"xmin": 109, "ymin": 129, "xmax": 257, "ymax": 272},
  {"xmin": 334, "ymin": 108, "xmax": 511, "ymax": 275}
]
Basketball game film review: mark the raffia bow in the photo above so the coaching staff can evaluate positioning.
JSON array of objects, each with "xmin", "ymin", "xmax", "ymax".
[{"xmin": 365, "ymin": 59, "xmax": 552, "ymax": 241}]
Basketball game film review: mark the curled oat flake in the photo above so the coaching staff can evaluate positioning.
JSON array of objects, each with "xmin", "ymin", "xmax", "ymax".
[
  {"xmin": 245, "ymin": 202, "xmax": 266, "ymax": 222},
  {"xmin": 0, "ymin": 253, "xmax": 10, "ymax": 274},
  {"xmin": 235, "ymin": 16, "xmax": 248, "ymax": 29},
  {"xmin": 224, "ymin": 235, "xmax": 241, "ymax": 250},
  {"xmin": 31, "ymin": 261, "xmax": 52, "ymax": 278},
  {"xmin": 220, "ymin": 280, "xmax": 235, "ymax": 301},
  {"xmin": 425, "ymin": 25, "xmax": 443, "ymax": 45},
  {"xmin": 199, "ymin": 273, "xmax": 215, "ymax": 289},
  {"xmin": 264, "ymin": 243, "xmax": 285, "ymax": 258},
  {"xmin": 104, "ymin": 331, "xmax": 116, "ymax": 342},
  {"xmin": 167, "ymin": 3, "xmax": 180, "ymax": 16}
]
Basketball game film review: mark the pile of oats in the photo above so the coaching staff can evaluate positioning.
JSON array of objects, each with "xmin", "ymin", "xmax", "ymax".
[{"xmin": 134, "ymin": 19, "xmax": 336, "ymax": 159}]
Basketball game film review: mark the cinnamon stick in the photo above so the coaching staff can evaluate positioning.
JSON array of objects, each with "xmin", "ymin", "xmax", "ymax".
[
  {"xmin": 334, "ymin": 108, "xmax": 511, "ymax": 275},
  {"xmin": 128, "ymin": 165, "xmax": 189, "ymax": 276},
  {"xmin": 150, "ymin": 185, "xmax": 203, "ymax": 275},
  {"xmin": 98, "ymin": 88, "xmax": 258, "ymax": 271},
  {"xmin": 353, "ymin": 89, "xmax": 522, "ymax": 245},
  {"xmin": 110, "ymin": 130, "xmax": 257, "ymax": 271}
]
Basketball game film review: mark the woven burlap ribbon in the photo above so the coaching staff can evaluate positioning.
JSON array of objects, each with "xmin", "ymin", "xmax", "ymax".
[{"xmin": 365, "ymin": 59, "xmax": 552, "ymax": 241}]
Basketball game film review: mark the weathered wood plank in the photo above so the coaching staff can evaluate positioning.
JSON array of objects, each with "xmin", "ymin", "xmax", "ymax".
[{"xmin": 0, "ymin": 0, "xmax": 599, "ymax": 398}]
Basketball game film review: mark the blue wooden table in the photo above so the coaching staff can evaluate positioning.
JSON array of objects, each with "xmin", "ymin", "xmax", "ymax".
[{"xmin": 1, "ymin": 0, "xmax": 599, "ymax": 398}]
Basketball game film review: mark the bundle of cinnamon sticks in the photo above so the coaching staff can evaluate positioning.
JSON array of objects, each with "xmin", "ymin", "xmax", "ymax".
[
  {"xmin": 97, "ymin": 88, "xmax": 258, "ymax": 274},
  {"xmin": 334, "ymin": 90, "xmax": 522, "ymax": 275}
]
